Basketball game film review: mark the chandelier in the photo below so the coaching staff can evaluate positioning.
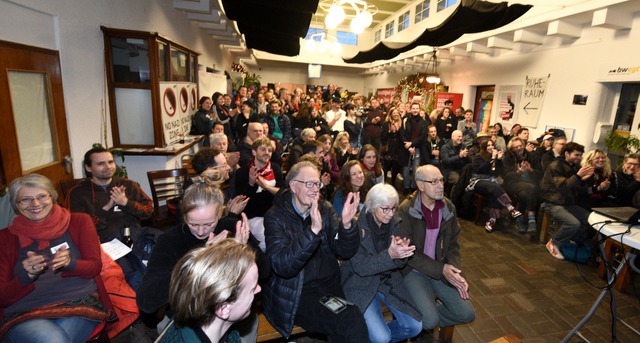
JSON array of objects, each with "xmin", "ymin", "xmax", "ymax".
[
  {"xmin": 426, "ymin": 48, "xmax": 440, "ymax": 84},
  {"xmin": 305, "ymin": 31, "xmax": 342, "ymax": 55},
  {"xmin": 319, "ymin": 0, "xmax": 378, "ymax": 34}
]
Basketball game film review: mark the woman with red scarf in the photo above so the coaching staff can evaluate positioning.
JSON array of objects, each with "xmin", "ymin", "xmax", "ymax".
[
  {"xmin": 359, "ymin": 144, "xmax": 384, "ymax": 186},
  {"xmin": 0, "ymin": 174, "xmax": 109, "ymax": 342}
]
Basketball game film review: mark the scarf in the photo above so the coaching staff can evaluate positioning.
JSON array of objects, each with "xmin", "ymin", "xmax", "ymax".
[
  {"xmin": 7, "ymin": 204, "xmax": 70, "ymax": 250},
  {"xmin": 248, "ymin": 158, "xmax": 275, "ymax": 193}
]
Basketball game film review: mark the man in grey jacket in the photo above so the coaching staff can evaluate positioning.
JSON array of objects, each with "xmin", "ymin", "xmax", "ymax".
[{"xmin": 395, "ymin": 165, "xmax": 475, "ymax": 342}]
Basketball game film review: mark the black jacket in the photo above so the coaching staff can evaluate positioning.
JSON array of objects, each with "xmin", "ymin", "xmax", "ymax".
[
  {"xmin": 540, "ymin": 157, "xmax": 587, "ymax": 205},
  {"xmin": 262, "ymin": 189, "xmax": 359, "ymax": 337}
]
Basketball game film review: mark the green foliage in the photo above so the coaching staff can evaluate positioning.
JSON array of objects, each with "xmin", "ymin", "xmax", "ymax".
[
  {"xmin": 603, "ymin": 131, "xmax": 640, "ymax": 155},
  {"xmin": 232, "ymin": 73, "xmax": 261, "ymax": 90},
  {"xmin": 91, "ymin": 143, "xmax": 128, "ymax": 178}
]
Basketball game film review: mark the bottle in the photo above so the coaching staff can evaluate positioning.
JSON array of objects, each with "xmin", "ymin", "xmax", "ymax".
[{"xmin": 123, "ymin": 227, "xmax": 133, "ymax": 248}]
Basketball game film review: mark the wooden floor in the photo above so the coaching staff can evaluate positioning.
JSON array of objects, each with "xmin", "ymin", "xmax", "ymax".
[{"xmin": 267, "ymin": 217, "xmax": 640, "ymax": 343}]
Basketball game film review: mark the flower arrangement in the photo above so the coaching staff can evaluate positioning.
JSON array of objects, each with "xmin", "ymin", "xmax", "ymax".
[{"xmin": 395, "ymin": 72, "xmax": 447, "ymax": 114}]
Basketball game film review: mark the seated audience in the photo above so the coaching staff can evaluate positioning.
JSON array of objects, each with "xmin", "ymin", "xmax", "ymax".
[
  {"xmin": 359, "ymin": 144, "xmax": 384, "ymax": 185},
  {"xmin": 191, "ymin": 96, "xmax": 214, "ymax": 147},
  {"xmin": 158, "ymin": 240, "xmax": 260, "ymax": 343},
  {"xmin": 614, "ymin": 153, "xmax": 640, "ymax": 207},
  {"xmin": 1, "ymin": 174, "xmax": 109, "ymax": 342},
  {"xmin": 541, "ymin": 142, "xmax": 593, "ymax": 260},
  {"xmin": 310, "ymin": 104, "xmax": 331, "ymax": 137},
  {"xmin": 235, "ymin": 138, "xmax": 283, "ymax": 251},
  {"xmin": 517, "ymin": 127, "xmax": 536, "ymax": 153},
  {"xmin": 578, "ymin": 149, "xmax": 617, "ymax": 210},
  {"xmin": 187, "ymin": 147, "xmax": 236, "ymax": 202},
  {"xmin": 340, "ymin": 184, "xmax": 422, "ymax": 343},
  {"xmin": 435, "ymin": 107, "xmax": 456, "ymax": 140},
  {"xmin": 210, "ymin": 133, "xmax": 239, "ymax": 169},
  {"xmin": 317, "ymin": 134, "xmax": 340, "ymax": 183},
  {"xmin": 541, "ymin": 136, "xmax": 567, "ymax": 172},
  {"xmin": 426, "ymin": 125, "xmax": 445, "ymax": 167},
  {"xmin": 238, "ymin": 122, "xmax": 264, "ymax": 168},
  {"xmin": 288, "ymin": 128, "xmax": 317, "ymax": 168},
  {"xmin": 265, "ymin": 99, "xmax": 291, "ymax": 148},
  {"xmin": 396, "ymin": 165, "xmax": 475, "ymax": 339},
  {"xmin": 333, "ymin": 131, "xmax": 358, "ymax": 169},
  {"xmin": 457, "ymin": 109, "xmax": 477, "ymax": 148},
  {"xmin": 333, "ymin": 160, "xmax": 371, "ymax": 217},
  {"xmin": 467, "ymin": 131, "xmax": 490, "ymax": 160},
  {"xmin": 467, "ymin": 141, "xmax": 521, "ymax": 232},
  {"xmin": 441, "ymin": 130, "xmax": 470, "ymax": 186},
  {"xmin": 505, "ymin": 123, "xmax": 521, "ymax": 145},
  {"xmin": 262, "ymin": 161, "xmax": 369, "ymax": 341},
  {"xmin": 290, "ymin": 102, "xmax": 312, "ymax": 139},
  {"xmin": 489, "ymin": 126, "xmax": 506, "ymax": 151},
  {"xmin": 260, "ymin": 121, "xmax": 283, "ymax": 167},
  {"xmin": 502, "ymin": 137, "xmax": 542, "ymax": 234},
  {"xmin": 138, "ymin": 182, "xmax": 268, "ymax": 338},
  {"xmin": 325, "ymin": 97, "xmax": 346, "ymax": 136},
  {"xmin": 234, "ymin": 100, "xmax": 259, "ymax": 142}
]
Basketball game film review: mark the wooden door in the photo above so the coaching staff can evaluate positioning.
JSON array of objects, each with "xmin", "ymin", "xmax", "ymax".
[{"xmin": 0, "ymin": 40, "xmax": 74, "ymax": 201}]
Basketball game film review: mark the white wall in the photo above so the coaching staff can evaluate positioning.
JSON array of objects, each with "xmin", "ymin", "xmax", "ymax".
[
  {"xmin": 364, "ymin": 15, "xmax": 640, "ymax": 150},
  {"xmin": 257, "ymin": 62, "xmax": 367, "ymax": 94},
  {"xmin": 0, "ymin": 0, "xmax": 228, "ymax": 184}
]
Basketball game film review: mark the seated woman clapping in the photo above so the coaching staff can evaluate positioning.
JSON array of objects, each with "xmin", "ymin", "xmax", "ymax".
[
  {"xmin": 340, "ymin": 183, "xmax": 422, "ymax": 343},
  {"xmin": 158, "ymin": 240, "xmax": 260, "ymax": 343},
  {"xmin": 0, "ymin": 174, "xmax": 109, "ymax": 342},
  {"xmin": 467, "ymin": 140, "xmax": 521, "ymax": 233}
]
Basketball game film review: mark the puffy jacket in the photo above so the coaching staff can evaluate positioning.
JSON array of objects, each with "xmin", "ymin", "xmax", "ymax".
[
  {"xmin": 340, "ymin": 211, "xmax": 421, "ymax": 321},
  {"xmin": 262, "ymin": 189, "xmax": 359, "ymax": 337},
  {"xmin": 266, "ymin": 113, "xmax": 292, "ymax": 147},
  {"xmin": 394, "ymin": 193, "xmax": 461, "ymax": 279}
]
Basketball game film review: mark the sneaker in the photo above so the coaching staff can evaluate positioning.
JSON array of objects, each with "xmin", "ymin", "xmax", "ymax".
[
  {"xmin": 527, "ymin": 220, "xmax": 537, "ymax": 233},
  {"xmin": 546, "ymin": 240, "xmax": 565, "ymax": 260},
  {"xmin": 485, "ymin": 219, "xmax": 495, "ymax": 233},
  {"xmin": 510, "ymin": 209, "xmax": 522, "ymax": 218},
  {"xmin": 516, "ymin": 216, "xmax": 527, "ymax": 234}
]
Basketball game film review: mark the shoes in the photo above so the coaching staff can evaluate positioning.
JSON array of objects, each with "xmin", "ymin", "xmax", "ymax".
[
  {"xmin": 546, "ymin": 239, "xmax": 565, "ymax": 260},
  {"xmin": 527, "ymin": 220, "xmax": 537, "ymax": 233},
  {"xmin": 516, "ymin": 216, "xmax": 527, "ymax": 234},
  {"xmin": 510, "ymin": 209, "xmax": 522, "ymax": 218},
  {"xmin": 485, "ymin": 219, "xmax": 495, "ymax": 233}
]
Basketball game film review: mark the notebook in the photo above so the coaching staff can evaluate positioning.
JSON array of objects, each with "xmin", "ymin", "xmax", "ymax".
[{"xmin": 592, "ymin": 207, "xmax": 640, "ymax": 224}]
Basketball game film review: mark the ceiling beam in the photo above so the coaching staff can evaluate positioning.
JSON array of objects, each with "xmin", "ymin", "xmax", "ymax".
[
  {"xmin": 173, "ymin": 0, "xmax": 213, "ymax": 14},
  {"xmin": 186, "ymin": 9, "xmax": 221, "ymax": 22},
  {"xmin": 547, "ymin": 20, "xmax": 582, "ymax": 38},
  {"xmin": 591, "ymin": 8, "xmax": 632, "ymax": 30},
  {"xmin": 514, "ymin": 29, "xmax": 544, "ymax": 45},
  {"xmin": 199, "ymin": 20, "xmax": 227, "ymax": 31},
  {"xmin": 466, "ymin": 42, "xmax": 491, "ymax": 54},
  {"xmin": 487, "ymin": 36, "xmax": 513, "ymax": 50}
]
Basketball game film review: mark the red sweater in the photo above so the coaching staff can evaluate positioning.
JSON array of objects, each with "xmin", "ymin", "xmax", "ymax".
[{"xmin": 0, "ymin": 213, "xmax": 102, "ymax": 321}]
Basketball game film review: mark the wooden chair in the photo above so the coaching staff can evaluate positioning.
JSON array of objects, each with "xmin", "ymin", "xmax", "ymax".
[
  {"xmin": 181, "ymin": 154, "xmax": 197, "ymax": 176},
  {"xmin": 147, "ymin": 168, "xmax": 188, "ymax": 229}
]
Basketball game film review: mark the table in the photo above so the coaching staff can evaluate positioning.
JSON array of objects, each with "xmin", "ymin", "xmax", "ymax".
[{"xmin": 561, "ymin": 212, "xmax": 640, "ymax": 342}]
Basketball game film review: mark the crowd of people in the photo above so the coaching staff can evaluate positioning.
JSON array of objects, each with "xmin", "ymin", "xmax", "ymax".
[{"xmin": 2, "ymin": 82, "xmax": 640, "ymax": 343}]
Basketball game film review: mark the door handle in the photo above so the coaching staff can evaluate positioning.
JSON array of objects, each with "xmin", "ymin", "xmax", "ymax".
[{"xmin": 64, "ymin": 155, "xmax": 73, "ymax": 174}]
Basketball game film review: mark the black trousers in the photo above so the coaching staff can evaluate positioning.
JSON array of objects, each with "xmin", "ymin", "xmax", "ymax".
[
  {"xmin": 505, "ymin": 180, "xmax": 538, "ymax": 212},
  {"xmin": 295, "ymin": 278, "xmax": 369, "ymax": 343}
]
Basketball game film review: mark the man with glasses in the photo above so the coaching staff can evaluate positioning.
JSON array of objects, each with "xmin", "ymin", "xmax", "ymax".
[
  {"xmin": 615, "ymin": 153, "xmax": 640, "ymax": 206},
  {"xmin": 262, "ymin": 161, "xmax": 369, "ymax": 341},
  {"xmin": 395, "ymin": 165, "xmax": 475, "ymax": 342}
]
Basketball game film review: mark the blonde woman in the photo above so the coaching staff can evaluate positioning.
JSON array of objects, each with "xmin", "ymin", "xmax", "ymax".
[{"xmin": 579, "ymin": 149, "xmax": 617, "ymax": 210}]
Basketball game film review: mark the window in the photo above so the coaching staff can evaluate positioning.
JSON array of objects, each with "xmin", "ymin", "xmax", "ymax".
[
  {"xmin": 398, "ymin": 11, "xmax": 410, "ymax": 32},
  {"xmin": 374, "ymin": 30, "xmax": 381, "ymax": 43},
  {"xmin": 306, "ymin": 28, "xmax": 324, "ymax": 41},
  {"xmin": 437, "ymin": 0, "xmax": 458, "ymax": 12},
  {"xmin": 336, "ymin": 31, "xmax": 358, "ymax": 45},
  {"xmin": 385, "ymin": 21, "xmax": 394, "ymax": 38},
  {"xmin": 415, "ymin": 0, "xmax": 430, "ymax": 23}
]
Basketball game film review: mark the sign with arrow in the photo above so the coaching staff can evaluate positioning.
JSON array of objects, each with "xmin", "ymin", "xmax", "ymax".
[{"xmin": 519, "ymin": 74, "xmax": 550, "ymax": 128}]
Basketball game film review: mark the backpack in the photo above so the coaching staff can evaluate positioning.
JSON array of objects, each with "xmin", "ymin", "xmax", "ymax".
[{"xmin": 560, "ymin": 241, "xmax": 593, "ymax": 264}]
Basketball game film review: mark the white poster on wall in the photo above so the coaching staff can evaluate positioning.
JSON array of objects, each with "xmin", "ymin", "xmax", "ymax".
[
  {"xmin": 198, "ymin": 71, "xmax": 227, "ymax": 100},
  {"xmin": 160, "ymin": 81, "xmax": 196, "ymax": 146},
  {"xmin": 495, "ymin": 85, "xmax": 522, "ymax": 126},
  {"xmin": 519, "ymin": 74, "xmax": 550, "ymax": 128}
]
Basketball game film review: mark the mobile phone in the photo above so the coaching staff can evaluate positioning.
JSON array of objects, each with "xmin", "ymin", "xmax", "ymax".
[{"xmin": 319, "ymin": 295, "xmax": 347, "ymax": 314}]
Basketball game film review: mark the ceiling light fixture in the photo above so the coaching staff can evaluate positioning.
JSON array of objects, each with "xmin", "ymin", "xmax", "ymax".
[
  {"xmin": 319, "ymin": 0, "xmax": 378, "ymax": 33},
  {"xmin": 426, "ymin": 48, "xmax": 440, "ymax": 84}
]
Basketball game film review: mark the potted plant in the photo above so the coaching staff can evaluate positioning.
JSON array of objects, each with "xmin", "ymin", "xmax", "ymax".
[{"xmin": 603, "ymin": 130, "xmax": 640, "ymax": 155}]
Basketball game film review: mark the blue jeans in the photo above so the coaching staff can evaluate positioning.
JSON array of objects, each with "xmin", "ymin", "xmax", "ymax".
[
  {"xmin": 403, "ymin": 271, "xmax": 476, "ymax": 330},
  {"xmin": 543, "ymin": 203, "xmax": 591, "ymax": 245},
  {"xmin": 363, "ymin": 292, "xmax": 422, "ymax": 343},
  {"xmin": 3, "ymin": 317, "xmax": 98, "ymax": 343},
  {"xmin": 403, "ymin": 151, "xmax": 421, "ymax": 189}
]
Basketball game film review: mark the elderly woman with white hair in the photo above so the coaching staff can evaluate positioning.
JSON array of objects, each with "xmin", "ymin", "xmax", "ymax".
[
  {"xmin": 340, "ymin": 183, "xmax": 422, "ymax": 343},
  {"xmin": 288, "ymin": 127, "xmax": 317, "ymax": 167}
]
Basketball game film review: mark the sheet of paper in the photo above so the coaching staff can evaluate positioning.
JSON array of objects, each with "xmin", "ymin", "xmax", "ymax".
[{"xmin": 101, "ymin": 238, "xmax": 132, "ymax": 260}]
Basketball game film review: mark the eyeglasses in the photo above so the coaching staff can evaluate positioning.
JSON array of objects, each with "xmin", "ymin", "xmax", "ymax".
[
  {"xmin": 292, "ymin": 180, "xmax": 324, "ymax": 189},
  {"xmin": 186, "ymin": 221, "xmax": 217, "ymax": 231},
  {"xmin": 379, "ymin": 206, "xmax": 397, "ymax": 214},
  {"xmin": 417, "ymin": 178, "xmax": 445, "ymax": 185},
  {"xmin": 17, "ymin": 193, "xmax": 51, "ymax": 206}
]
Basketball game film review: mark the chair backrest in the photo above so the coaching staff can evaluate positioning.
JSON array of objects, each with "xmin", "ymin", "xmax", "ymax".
[
  {"xmin": 146, "ymin": 168, "xmax": 189, "ymax": 210},
  {"xmin": 59, "ymin": 178, "xmax": 84, "ymax": 207},
  {"xmin": 181, "ymin": 154, "xmax": 197, "ymax": 176}
]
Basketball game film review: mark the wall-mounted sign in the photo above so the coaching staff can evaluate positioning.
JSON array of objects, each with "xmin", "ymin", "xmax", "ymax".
[{"xmin": 519, "ymin": 74, "xmax": 550, "ymax": 128}]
